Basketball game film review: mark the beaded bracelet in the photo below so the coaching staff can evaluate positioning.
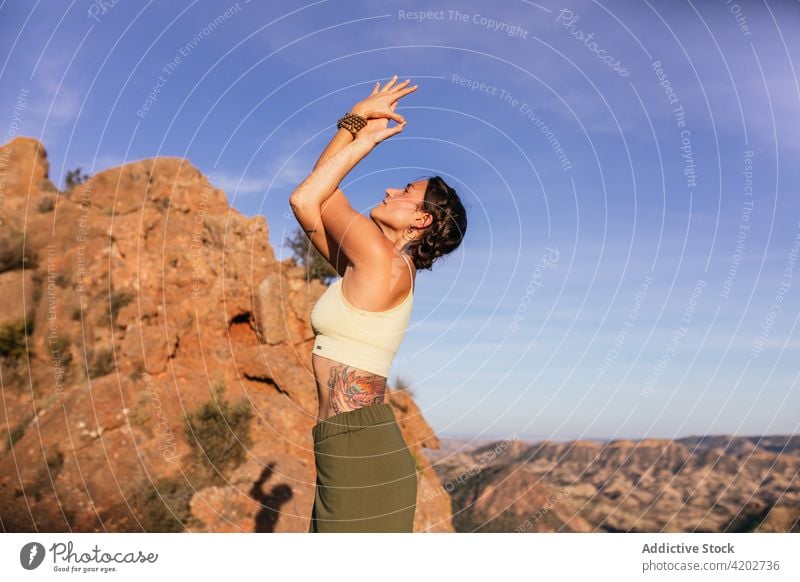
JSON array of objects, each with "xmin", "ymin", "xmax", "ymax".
[{"xmin": 336, "ymin": 112, "xmax": 367, "ymax": 139}]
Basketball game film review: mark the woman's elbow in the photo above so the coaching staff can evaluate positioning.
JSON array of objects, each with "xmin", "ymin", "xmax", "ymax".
[
  {"xmin": 289, "ymin": 191, "xmax": 318, "ymax": 217},
  {"xmin": 289, "ymin": 182, "xmax": 304, "ymax": 203},
  {"xmin": 289, "ymin": 178, "xmax": 313, "ymax": 207},
  {"xmin": 289, "ymin": 192, "xmax": 310, "ymax": 213}
]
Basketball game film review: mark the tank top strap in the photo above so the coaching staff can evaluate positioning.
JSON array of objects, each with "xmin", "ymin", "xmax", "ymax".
[
  {"xmin": 400, "ymin": 252, "xmax": 414, "ymax": 290},
  {"xmin": 400, "ymin": 252, "xmax": 411, "ymax": 271}
]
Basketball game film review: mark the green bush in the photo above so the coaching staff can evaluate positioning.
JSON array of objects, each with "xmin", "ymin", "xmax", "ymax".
[
  {"xmin": 70, "ymin": 305, "xmax": 83, "ymax": 321},
  {"xmin": 184, "ymin": 389, "xmax": 253, "ymax": 482},
  {"xmin": 136, "ymin": 476, "xmax": 196, "ymax": 533},
  {"xmin": 50, "ymin": 333, "xmax": 72, "ymax": 366},
  {"xmin": 32, "ymin": 276, "xmax": 42, "ymax": 302},
  {"xmin": 0, "ymin": 320, "xmax": 32, "ymax": 360},
  {"xmin": 54, "ymin": 272, "xmax": 70, "ymax": 288},
  {"xmin": 88, "ymin": 347, "xmax": 115, "ymax": 378},
  {"xmin": 283, "ymin": 226, "xmax": 338, "ymax": 284},
  {"xmin": 96, "ymin": 290, "xmax": 133, "ymax": 327},
  {"xmin": 30, "ymin": 449, "xmax": 65, "ymax": 502},
  {"xmin": 64, "ymin": 167, "xmax": 88, "ymax": 191},
  {"xmin": 112, "ymin": 290, "xmax": 133, "ymax": 316},
  {"xmin": 7, "ymin": 417, "xmax": 30, "ymax": 448},
  {"xmin": 37, "ymin": 196, "xmax": 56, "ymax": 213},
  {"xmin": 0, "ymin": 231, "xmax": 26, "ymax": 272},
  {"xmin": 130, "ymin": 383, "xmax": 252, "ymax": 532}
]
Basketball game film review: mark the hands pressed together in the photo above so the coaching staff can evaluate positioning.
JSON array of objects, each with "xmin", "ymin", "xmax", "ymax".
[{"xmin": 350, "ymin": 74, "xmax": 418, "ymax": 146}]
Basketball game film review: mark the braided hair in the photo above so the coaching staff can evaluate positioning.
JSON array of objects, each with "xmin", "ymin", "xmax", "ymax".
[{"xmin": 402, "ymin": 175, "xmax": 468, "ymax": 271}]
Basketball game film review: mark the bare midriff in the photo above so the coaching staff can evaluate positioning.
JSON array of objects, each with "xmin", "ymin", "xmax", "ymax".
[
  {"xmin": 312, "ymin": 354, "xmax": 387, "ymax": 422},
  {"xmin": 311, "ymin": 254, "xmax": 414, "ymax": 423}
]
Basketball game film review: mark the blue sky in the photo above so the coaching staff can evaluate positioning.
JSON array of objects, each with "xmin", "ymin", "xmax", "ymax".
[{"xmin": 2, "ymin": 0, "xmax": 799, "ymax": 441}]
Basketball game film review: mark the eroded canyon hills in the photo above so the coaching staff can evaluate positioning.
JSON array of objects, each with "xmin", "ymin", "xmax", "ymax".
[{"xmin": 426, "ymin": 434, "xmax": 800, "ymax": 532}]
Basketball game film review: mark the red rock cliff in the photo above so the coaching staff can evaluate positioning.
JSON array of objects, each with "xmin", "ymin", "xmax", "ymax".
[{"xmin": 0, "ymin": 136, "xmax": 453, "ymax": 532}]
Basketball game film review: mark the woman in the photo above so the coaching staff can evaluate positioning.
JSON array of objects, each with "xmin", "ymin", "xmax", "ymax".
[{"xmin": 289, "ymin": 75, "xmax": 468, "ymax": 532}]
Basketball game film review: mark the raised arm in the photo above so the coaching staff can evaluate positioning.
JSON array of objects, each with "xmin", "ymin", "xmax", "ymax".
[
  {"xmin": 290, "ymin": 130, "xmax": 376, "ymax": 210},
  {"xmin": 289, "ymin": 76, "xmax": 417, "ymax": 270},
  {"xmin": 292, "ymin": 107, "xmax": 363, "ymax": 277},
  {"xmin": 313, "ymin": 76, "xmax": 416, "ymax": 170}
]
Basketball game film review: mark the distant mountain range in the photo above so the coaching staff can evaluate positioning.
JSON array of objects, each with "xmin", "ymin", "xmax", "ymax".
[{"xmin": 424, "ymin": 434, "xmax": 800, "ymax": 532}]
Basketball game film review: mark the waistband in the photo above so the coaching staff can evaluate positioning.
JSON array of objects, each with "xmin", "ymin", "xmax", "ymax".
[{"xmin": 312, "ymin": 403, "xmax": 397, "ymax": 443}]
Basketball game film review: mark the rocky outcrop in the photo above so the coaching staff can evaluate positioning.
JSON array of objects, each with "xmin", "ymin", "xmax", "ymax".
[{"xmin": 0, "ymin": 136, "xmax": 453, "ymax": 532}]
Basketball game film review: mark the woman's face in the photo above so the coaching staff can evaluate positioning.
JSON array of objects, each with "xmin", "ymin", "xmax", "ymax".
[{"xmin": 371, "ymin": 178, "xmax": 429, "ymax": 231}]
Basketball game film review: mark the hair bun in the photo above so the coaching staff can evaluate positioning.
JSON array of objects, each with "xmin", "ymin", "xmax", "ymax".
[{"xmin": 402, "ymin": 176, "xmax": 468, "ymax": 271}]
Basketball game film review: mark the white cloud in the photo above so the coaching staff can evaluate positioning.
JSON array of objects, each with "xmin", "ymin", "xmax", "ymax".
[
  {"xmin": 210, "ymin": 152, "xmax": 312, "ymax": 194},
  {"xmin": 28, "ymin": 46, "xmax": 84, "ymax": 125}
]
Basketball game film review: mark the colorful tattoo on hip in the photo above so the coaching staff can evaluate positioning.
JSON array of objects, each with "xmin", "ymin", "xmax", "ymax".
[{"xmin": 328, "ymin": 365, "xmax": 387, "ymax": 415}]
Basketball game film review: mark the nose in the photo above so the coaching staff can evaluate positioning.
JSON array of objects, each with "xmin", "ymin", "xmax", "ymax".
[{"xmin": 385, "ymin": 187, "xmax": 400, "ymax": 199}]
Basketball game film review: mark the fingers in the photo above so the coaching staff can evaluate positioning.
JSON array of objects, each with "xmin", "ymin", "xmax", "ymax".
[
  {"xmin": 380, "ymin": 74, "xmax": 399, "ymax": 92},
  {"xmin": 381, "ymin": 75, "xmax": 415, "ymax": 92},
  {"xmin": 378, "ymin": 75, "xmax": 419, "ymax": 93},
  {"xmin": 363, "ymin": 109, "xmax": 406, "ymax": 124},
  {"xmin": 370, "ymin": 81, "xmax": 380, "ymax": 96},
  {"xmin": 374, "ymin": 121, "xmax": 406, "ymax": 143},
  {"xmin": 390, "ymin": 79, "xmax": 416, "ymax": 95},
  {"xmin": 389, "ymin": 82, "xmax": 418, "ymax": 104}
]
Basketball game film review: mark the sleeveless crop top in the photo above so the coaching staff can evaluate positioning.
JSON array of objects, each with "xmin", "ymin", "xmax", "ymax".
[{"xmin": 310, "ymin": 254, "xmax": 414, "ymax": 377}]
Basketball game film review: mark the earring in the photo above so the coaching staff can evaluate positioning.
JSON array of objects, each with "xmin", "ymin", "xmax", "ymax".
[{"xmin": 403, "ymin": 225, "xmax": 415, "ymax": 241}]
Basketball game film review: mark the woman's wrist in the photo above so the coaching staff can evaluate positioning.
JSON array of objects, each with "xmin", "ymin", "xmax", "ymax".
[
  {"xmin": 352, "ymin": 133, "xmax": 376, "ymax": 149},
  {"xmin": 349, "ymin": 104, "xmax": 366, "ymax": 117},
  {"xmin": 338, "ymin": 110, "xmax": 368, "ymax": 140}
]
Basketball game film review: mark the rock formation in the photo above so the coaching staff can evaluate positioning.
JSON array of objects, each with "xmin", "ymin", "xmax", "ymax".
[{"xmin": 0, "ymin": 136, "xmax": 453, "ymax": 532}]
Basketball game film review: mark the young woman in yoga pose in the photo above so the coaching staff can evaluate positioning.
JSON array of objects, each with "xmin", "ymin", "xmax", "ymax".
[{"xmin": 290, "ymin": 75, "xmax": 468, "ymax": 532}]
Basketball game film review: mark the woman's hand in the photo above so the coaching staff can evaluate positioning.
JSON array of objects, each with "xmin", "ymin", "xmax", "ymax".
[
  {"xmin": 354, "ymin": 109, "xmax": 407, "ymax": 146},
  {"xmin": 350, "ymin": 74, "xmax": 417, "ymax": 136}
]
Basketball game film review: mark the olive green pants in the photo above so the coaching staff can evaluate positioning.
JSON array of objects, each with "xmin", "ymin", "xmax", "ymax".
[{"xmin": 309, "ymin": 403, "xmax": 417, "ymax": 532}]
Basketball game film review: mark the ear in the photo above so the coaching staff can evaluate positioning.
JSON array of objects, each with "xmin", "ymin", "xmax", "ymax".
[{"xmin": 416, "ymin": 210, "xmax": 433, "ymax": 230}]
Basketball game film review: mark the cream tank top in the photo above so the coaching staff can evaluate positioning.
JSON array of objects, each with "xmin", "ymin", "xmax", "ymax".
[{"xmin": 310, "ymin": 254, "xmax": 414, "ymax": 377}]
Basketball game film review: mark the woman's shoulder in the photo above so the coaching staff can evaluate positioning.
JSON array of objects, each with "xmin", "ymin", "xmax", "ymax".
[{"xmin": 341, "ymin": 250, "xmax": 414, "ymax": 310}]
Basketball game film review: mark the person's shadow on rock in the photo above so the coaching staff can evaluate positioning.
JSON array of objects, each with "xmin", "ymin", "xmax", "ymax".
[{"xmin": 250, "ymin": 463, "xmax": 293, "ymax": 532}]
